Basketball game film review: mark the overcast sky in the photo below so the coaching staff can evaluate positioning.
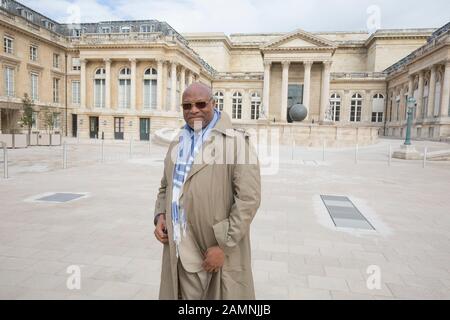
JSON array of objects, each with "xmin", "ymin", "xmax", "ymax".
[{"xmin": 20, "ymin": 0, "xmax": 450, "ymax": 34}]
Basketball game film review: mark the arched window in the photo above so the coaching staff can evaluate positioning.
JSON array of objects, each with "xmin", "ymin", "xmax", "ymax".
[
  {"xmin": 329, "ymin": 93, "xmax": 341, "ymax": 121},
  {"xmin": 250, "ymin": 92, "xmax": 261, "ymax": 120},
  {"xmin": 232, "ymin": 92, "xmax": 242, "ymax": 119},
  {"xmin": 214, "ymin": 91, "xmax": 224, "ymax": 111},
  {"xmin": 372, "ymin": 93, "xmax": 384, "ymax": 123},
  {"xmin": 119, "ymin": 67, "xmax": 131, "ymax": 108},
  {"xmin": 94, "ymin": 68, "xmax": 106, "ymax": 108},
  {"xmin": 143, "ymin": 67, "xmax": 157, "ymax": 109},
  {"xmin": 434, "ymin": 73, "xmax": 442, "ymax": 117},
  {"xmin": 350, "ymin": 93, "xmax": 363, "ymax": 122}
]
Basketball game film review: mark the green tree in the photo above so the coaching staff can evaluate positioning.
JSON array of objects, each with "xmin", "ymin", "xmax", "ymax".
[{"xmin": 19, "ymin": 93, "xmax": 34, "ymax": 146}]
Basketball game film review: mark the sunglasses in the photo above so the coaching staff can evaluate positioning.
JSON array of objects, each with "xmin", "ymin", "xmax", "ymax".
[{"xmin": 181, "ymin": 98, "xmax": 213, "ymax": 111}]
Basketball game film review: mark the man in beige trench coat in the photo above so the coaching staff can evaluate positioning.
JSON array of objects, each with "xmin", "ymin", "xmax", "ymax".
[{"xmin": 153, "ymin": 83, "xmax": 261, "ymax": 300}]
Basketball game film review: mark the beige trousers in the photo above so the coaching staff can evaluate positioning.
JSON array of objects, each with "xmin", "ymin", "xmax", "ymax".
[{"xmin": 177, "ymin": 259, "xmax": 211, "ymax": 300}]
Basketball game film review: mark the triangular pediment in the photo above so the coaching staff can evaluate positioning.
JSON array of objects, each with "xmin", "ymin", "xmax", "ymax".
[{"xmin": 263, "ymin": 29, "xmax": 335, "ymax": 49}]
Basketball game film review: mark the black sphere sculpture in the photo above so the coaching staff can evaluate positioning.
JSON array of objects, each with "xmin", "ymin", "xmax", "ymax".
[{"xmin": 289, "ymin": 104, "xmax": 308, "ymax": 122}]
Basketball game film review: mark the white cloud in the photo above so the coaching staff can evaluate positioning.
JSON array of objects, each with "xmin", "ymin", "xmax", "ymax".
[{"xmin": 18, "ymin": 0, "xmax": 450, "ymax": 33}]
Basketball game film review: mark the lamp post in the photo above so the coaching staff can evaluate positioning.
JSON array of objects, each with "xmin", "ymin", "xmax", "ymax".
[{"xmin": 404, "ymin": 97, "xmax": 416, "ymax": 146}]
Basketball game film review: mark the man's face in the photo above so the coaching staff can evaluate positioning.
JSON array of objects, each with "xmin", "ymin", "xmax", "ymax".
[{"xmin": 182, "ymin": 88, "xmax": 216, "ymax": 130}]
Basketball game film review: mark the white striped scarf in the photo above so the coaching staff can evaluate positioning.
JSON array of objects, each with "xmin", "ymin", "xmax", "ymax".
[{"xmin": 171, "ymin": 109, "xmax": 221, "ymax": 257}]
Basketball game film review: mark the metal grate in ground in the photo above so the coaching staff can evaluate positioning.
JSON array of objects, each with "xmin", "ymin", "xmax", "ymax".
[
  {"xmin": 35, "ymin": 193, "xmax": 86, "ymax": 203},
  {"xmin": 320, "ymin": 195, "xmax": 375, "ymax": 230}
]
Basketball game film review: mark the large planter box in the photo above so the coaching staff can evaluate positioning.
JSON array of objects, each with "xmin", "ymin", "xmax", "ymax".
[{"xmin": 0, "ymin": 134, "xmax": 27, "ymax": 148}]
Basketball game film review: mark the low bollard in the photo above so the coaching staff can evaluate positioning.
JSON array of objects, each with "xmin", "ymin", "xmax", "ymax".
[
  {"xmin": 2, "ymin": 142, "xmax": 8, "ymax": 179},
  {"xmin": 101, "ymin": 139, "xmax": 104, "ymax": 163},
  {"xmin": 129, "ymin": 138, "xmax": 133, "ymax": 158},
  {"xmin": 62, "ymin": 141, "xmax": 67, "ymax": 169},
  {"xmin": 291, "ymin": 139, "xmax": 295, "ymax": 160},
  {"xmin": 322, "ymin": 140, "xmax": 326, "ymax": 162},
  {"xmin": 423, "ymin": 147, "xmax": 427, "ymax": 168},
  {"xmin": 388, "ymin": 144, "xmax": 392, "ymax": 167}
]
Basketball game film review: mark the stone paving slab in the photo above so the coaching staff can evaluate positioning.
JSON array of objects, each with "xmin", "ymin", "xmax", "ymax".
[{"xmin": 1, "ymin": 138, "xmax": 450, "ymax": 299}]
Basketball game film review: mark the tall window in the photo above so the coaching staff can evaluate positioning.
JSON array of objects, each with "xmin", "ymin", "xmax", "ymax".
[
  {"xmin": 94, "ymin": 68, "xmax": 106, "ymax": 108},
  {"xmin": 372, "ymin": 93, "xmax": 384, "ymax": 123},
  {"xmin": 214, "ymin": 91, "xmax": 224, "ymax": 111},
  {"xmin": 166, "ymin": 70, "xmax": 171, "ymax": 109},
  {"xmin": 52, "ymin": 78, "xmax": 60, "ymax": 103},
  {"xmin": 119, "ymin": 67, "xmax": 131, "ymax": 108},
  {"xmin": 434, "ymin": 73, "xmax": 441, "ymax": 117},
  {"xmin": 72, "ymin": 57, "xmax": 81, "ymax": 71},
  {"xmin": 232, "ymin": 92, "xmax": 242, "ymax": 119},
  {"xmin": 176, "ymin": 74, "xmax": 181, "ymax": 108},
  {"xmin": 30, "ymin": 45, "xmax": 38, "ymax": 61},
  {"xmin": 53, "ymin": 113, "xmax": 60, "ymax": 130},
  {"xmin": 4, "ymin": 36, "xmax": 13, "ymax": 54},
  {"xmin": 350, "ymin": 93, "xmax": 362, "ymax": 122},
  {"xmin": 72, "ymin": 80, "xmax": 80, "ymax": 105},
  {"xmin": 4, "ymin": 66, "xmax": 14, "ymax": 97},
  {"xmin": 395, "ymin": 95, "xmax": 400, "ymax": 121},
  {"xmin": 30, "ymin": 73, "xmax": 39, "ymax": 101},
  {"xmin": 53, "ymin": 53, "xmax": 60, "ymax": 68},
  {"xmin": 143, "ymin": 67, "xmax": 157, "ymax": 109},
  {"xmin": 330, "ymin": 93, "xmax": 341, "ymax": 121},
  {"xmin": 423, "ymin": 80, "xmax": 429, "ymax": 118},
  {"xmin": 250, "ymin": 92, "xmax": 261, "ymax": 120}
]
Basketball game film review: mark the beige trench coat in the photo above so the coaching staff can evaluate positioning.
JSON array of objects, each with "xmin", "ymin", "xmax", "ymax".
[{"xmin": 154, "ymin": 112, "xmax": 261, "ymax": 300}]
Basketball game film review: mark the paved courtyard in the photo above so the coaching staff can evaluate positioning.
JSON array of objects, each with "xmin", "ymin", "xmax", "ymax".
[{"xmin": 0, "ymin": 137, "xmax": 450, "ymax": 299}]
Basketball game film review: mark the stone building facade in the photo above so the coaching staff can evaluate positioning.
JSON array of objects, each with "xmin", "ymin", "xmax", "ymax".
[{"xmin": 0, "ymin": 0, "xmax": 449, "ymax": 144}]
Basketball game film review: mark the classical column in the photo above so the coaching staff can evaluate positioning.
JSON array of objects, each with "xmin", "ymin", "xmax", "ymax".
[
  {"xmin": 188, "ymin": 71, "xmax": 194, "ymax": 85},
  {"xmin": 320, "ymin": 61, "xmax": 332, "ymax": 122},
  {"xmin": 262, "ymin": 61, "xmax": 271, "ymax": 119},
  {"xmin": 104, "ymin": 58, "xmax": 111, "ymax": 109},
  {"xmin": 303, "ymin": 61, "xmax": 313, "ymax": 117},
  {"xmin": 399, "ymin": 87, "xmax": 405, "ymax": 121},
  {"xmin": 440, "ymin": 61, "xmax": 450, "ymax": 117},
  {"xmin": 427, "ymin": 65, "xmax": 437, "ymax": 118},
  {"xmin": 364, "ymin": 90, "xmax": 372, "ymax": 122},
  {"xmin": 130, "ymin": 58, "xmax": 136, "ymax": 110},
  {"xmin": 80, "ymin": 58, "xmax": 87, "ymax": 108},
  {"xmin": 170, "ymin": 61, "xmax": 177, "ymax": 112},
  {"xmin": 407, "ymin": 76, "xmax": 414, "ymax": 120},
  {"xmin": 156, "ymin": 59, "xmax": 163, "ymax": 110},
  {"xmin": 162, "ymin": 61, "xmax": 168, "ymax": 110},
  {"xmin": 180, "ymin": 66, "xmax": 186, "ymax": 103},
  {"xmin": 281, "ymin": 61, "xmax": 290, "ymax": 122},
  {"xmin": 416, "ymin": 71, "xmax": 424, "ymax": 120}
]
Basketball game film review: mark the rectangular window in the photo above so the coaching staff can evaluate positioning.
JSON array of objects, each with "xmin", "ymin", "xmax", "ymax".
[
  {"xmin": 114, "ymin": 117, "xmax": 124, "ymax": 140},
  {"xmin": 4, "ymin": 66, "xmax": 14, "ymax": 96},
  {"xmin": 53, "ymin": 53, "xmax": 60, "ymax": 68},
  {"xmin": 143, "ymin": 79, "xmax": 157, "ymax": 109},
  {"xmin": 30, "ymin": 73, "xmax": 39, "ymax": 100},
  {"xmin": 94, "ymin": 79, "xmax": 105, "ymax": 108},
  {"xmin": 119, "ymin": 79, "xmax": 131, "ymax": 108},
  {"xmin": 53, "ymin": 78, "xmax": 60, "ymax": 103},
  {"xmin": 121, "ymin": 26, "xmax": 130, "ymax": 33},
  {"xmin": 4, "ymin": 36, "xmax": 13, "ymax": 54},
  {"xmin": 72, "ymin": 80, "xmax": 80, "ymax": 105},
  {"xmin": 101, "ymin": 27, "xmax": 111, "ymax": 33},
  {"xmin": 371, "ymin": 112, "xmax": 383, "ymax": 123},
  {"xmin": 30, "ymin": 45, "xmax": 38, "ymax": 61},
  {"xmin": 72, "ymin": 57, "xmax": 81, "ymax": 71},
  {"xmin": 53, "ymin": 113, "xmax": 60, "ymax": 129},
  {"xmin": 140, "ymin": 25, "xmax": 151, "ymax": 33},
  {"xmin": 26, "ymin": 11, "xmax": 33, "ymax": 21},
  {"xmin": 72, "ymin": 29, "xmax": 81, "ymax": 37}
]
